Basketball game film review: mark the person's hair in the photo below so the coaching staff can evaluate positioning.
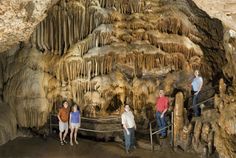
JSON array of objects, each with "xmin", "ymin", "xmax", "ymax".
[
  {"xmin": 62, "ymin": 100, "xmax": 68, "ymax": 105},
  {"xmin": 72, "ymin": 104, "xmax": 78, "ymax": 112},
  {"xmin": 159, "ymin": 89, "xmax": 164, "ymax": 94},
  {"xmin": 124, "ymin": 104, "xmax": 129, "ymax": 108}
]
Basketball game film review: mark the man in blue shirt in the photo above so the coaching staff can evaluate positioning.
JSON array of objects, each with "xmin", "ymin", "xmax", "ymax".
[{"xmin": 191, "ymin": 70, "xmax": 203, "ymax": 116}]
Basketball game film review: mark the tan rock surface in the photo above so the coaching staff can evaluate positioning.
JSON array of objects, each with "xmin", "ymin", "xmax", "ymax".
[
  {"xmin": 193, "ymin": 0, "xmax": 236, "ymax": 30},
  {"xmin": 0, "ymin": 103, "xmax": 17, "ymax": 145},
  {"xmin": 0, "ymin": 0, "xmax": 59, "ymax": 53}
]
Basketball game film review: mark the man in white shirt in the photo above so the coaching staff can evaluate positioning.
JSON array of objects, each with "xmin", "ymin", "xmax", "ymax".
[
  {"xmin": 191, "ymin": 70, "xmax": 203, "ymax": 117},
  {"xmin": 121, "ymin": 105, "xmax": 136, "ymax": 154}
]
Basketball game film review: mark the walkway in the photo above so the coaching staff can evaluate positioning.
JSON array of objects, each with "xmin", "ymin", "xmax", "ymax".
[{"xmin": 0, "ymin": 136, "xmax": 200, "ymax": 158}]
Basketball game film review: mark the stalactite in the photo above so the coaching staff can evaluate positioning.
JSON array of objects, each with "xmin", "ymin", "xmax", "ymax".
[
  {"xmin": 63, "ymin": 11, "xmax": 68, "ymax": 55},
  {"xmin": 36, "ymin": 25, "xmax": 41, "ymax": 50},
  {"xmin": 57, "ymin": 7, "xmax": 62, "ymax": 55},
  {"xmin": 88, "ymin": 61, "xmax": 92, "ymax": 80},
  {"xmin": 68, "ymin": 14, "xmax": 73, "ymax": 47},
  {"xmin": 43, "ymin": 19, "xmax": 48, "ymax": 51},
  {"xmin": 40, "ymin": 20, "xmax": 45, "ymax": 51},
  {"xmin": 49, "ymin": 16, "xmax": 54, "ymax": 52},
  {"xmin": 31, "ymin": 27, "xmax": 37, "ymax": 47},
  {"xmin": 95, "ymin": 58, "xmax": 98, "ymax": 76}
]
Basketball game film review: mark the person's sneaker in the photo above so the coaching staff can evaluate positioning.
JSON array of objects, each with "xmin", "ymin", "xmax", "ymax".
[
  {"xmin": 63, "ymin": 139, "xmax": 68, "ymax": 144},
  {"xmin": 60, "ymin": 141, "xmax": 64, "ymax": 146},
  {"xmin": 160, "ymin": 135, "xmax": 166, "ymax": 139},
  {"xmin": 70, "ymin": 141, "xmax": 73, "ymax": 146},
  {"xmin": 75, "ymin": 140, "xmax": 79, "ymax": 145}
]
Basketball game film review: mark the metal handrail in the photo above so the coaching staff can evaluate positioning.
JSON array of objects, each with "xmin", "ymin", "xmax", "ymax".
[
  {"xmin": 50, "ymin": 113, "xmax": 121, "ymax": 121},
  {"xmin": 49, "ymin": 113, "xmax": 122, "ymax": 134},
  {"xmin": 185, "ymin": 85, "xmax": 218, "ymax": 111},
  {"xmin": 49, "ymin": 122, "xmax": 122, "ymax": 133},
  {"xmin": 186, "ymin": 85, "xmax": 218, "ymax": 101},
  {"xmin": 149, "ymin": 112, "xmax": 174, "ymax": 151},
  {"xmin": 151, "ymin": 124, "xmax": 173, "ymax": 135},
  {"xmin": 187, "ymin": 96, "xmax": 214, "ymax": 110}
]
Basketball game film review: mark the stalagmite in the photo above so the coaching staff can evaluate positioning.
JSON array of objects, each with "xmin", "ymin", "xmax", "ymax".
[
  {"xmin": 219, "ymin": 78, "xmax": 226, "ymax": 98},
  {"xmin": 173, "ymin": 92, "xmax": 184, "ymax": 146}
]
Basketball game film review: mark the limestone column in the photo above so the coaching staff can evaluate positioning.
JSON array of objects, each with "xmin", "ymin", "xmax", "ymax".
[{"xmin": 173, "ymin": 92, "xmax": 184, "ymax": 146}]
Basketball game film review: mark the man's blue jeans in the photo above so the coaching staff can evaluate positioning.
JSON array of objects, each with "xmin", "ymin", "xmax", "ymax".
[
  {"xmin": 193, "ymin": 93, "xmax": 200, "ymax": 117},
  {"xmin": 123, "ymin": 127, "xmax": 135, "ymax": 151},
  {"xmin": 156, "ymin": 112, "xmax": 166, "ymax": 137}
]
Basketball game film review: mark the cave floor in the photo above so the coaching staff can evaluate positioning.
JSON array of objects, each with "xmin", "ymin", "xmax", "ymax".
[{"xmin": 0, "ymin": 136, "xmax": 199, "ymax": 158}]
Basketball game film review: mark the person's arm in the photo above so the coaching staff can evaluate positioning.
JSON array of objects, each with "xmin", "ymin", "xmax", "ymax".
[
  {"xmin": 123, "ymin": 124, "xmax": 130, "ymax": 135},
  {"xmin": 57, "ymin": 110, "xmax": 62, "ymax": 122},
  {"xmin": 155, "ymin": 97, "xmax": 159, "ymax": 112},
  {"xmin": 79, "ymin": 112, "xmax": 81, "ymax": 128},
  {"xmin": 161, "ymin": 98, "xmax": 168, "ymax": 118},
  {"xmin": 133, "ymin": 113, "xmax": 137, "ymax": 130},
  {"xmin": 121, "ymin": 115, "xmax": 130, "ymax": 135},
  {"xmin": 161, "ymin": 108, "xmax": 167, "ymax": 118},
  {"xmin": 195, "ymin": 77, "xmax": 203, "ymax": 95},
  {"xmin": 69, "ymin": 113, "xmax": 72, "ymax": 128}
]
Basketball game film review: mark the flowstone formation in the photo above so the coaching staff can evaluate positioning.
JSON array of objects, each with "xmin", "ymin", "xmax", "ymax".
[
  {"xmin": 173, "ymin": 79, "xmax": 236, "ymax": 158},
  {"xmin": 0, "ymin": 0, "xmax": 232, "ymax": 156}
]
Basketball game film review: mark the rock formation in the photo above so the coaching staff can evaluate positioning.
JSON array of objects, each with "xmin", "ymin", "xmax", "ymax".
[
  {"xmin": 0, "ymin": 0, "xmax": 235, "ymax": 157},
  {"xmin": 0, "ymin": 0, "xmax": 59, "ymax": 53},
  {"xmin": 193, "ymin": 0, "xmax": 236, "ymax": 31}
]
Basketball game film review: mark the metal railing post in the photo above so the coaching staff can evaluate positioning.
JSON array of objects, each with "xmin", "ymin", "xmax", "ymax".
[
  {"xmin": 171, "ymin": 111, "xmax": 174, "ymax": 147},
  {"xmin": 149, "ymin": 122, "xmax": 153, "ymax": 151},
  {"xmin": 49, "ymin": 113, "xmax": 52, "ymax": 134}
]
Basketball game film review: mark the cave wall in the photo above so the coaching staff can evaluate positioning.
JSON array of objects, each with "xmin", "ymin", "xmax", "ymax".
[
  {"xmin": 192, "ymin": 0, "xmax": 236, "ymax": 31},
  {"xmin": 0, "ymin": 103, "xmax": 17, "ymax": 145}
]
